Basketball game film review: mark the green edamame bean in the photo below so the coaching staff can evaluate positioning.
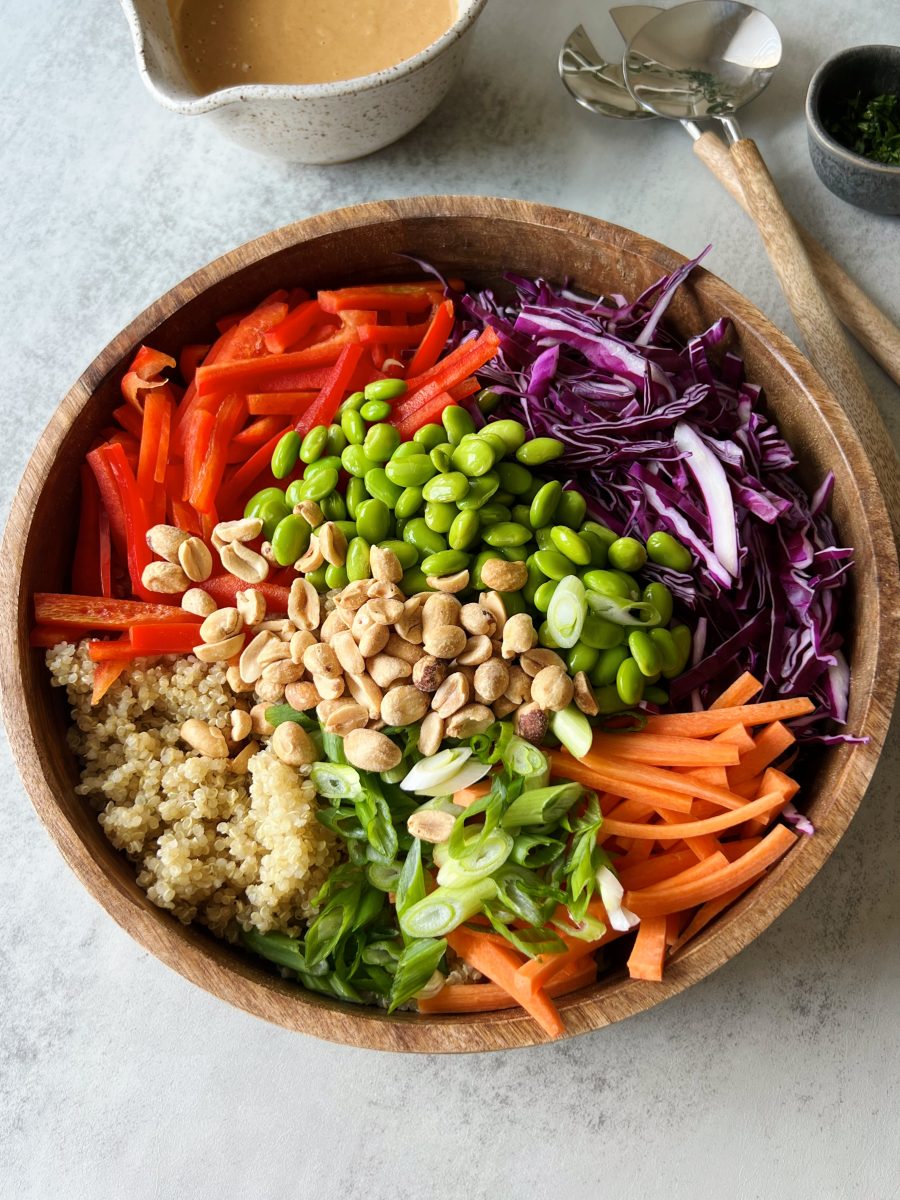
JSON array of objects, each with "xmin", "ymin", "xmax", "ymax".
[
  {"xmin": 663, "ymin": 625, "xmax": 692, "ymax": 680},
  {"xmin": 271, "ymin": 431, "xmax": 302, "ymax": 480},
  {"xmin": 325, "ymin": 564, "xmax": 349, "ymax": 589},
  {"xmin": 591, "ymin": 646, "xmax": 631, "ymax": 687},
  {"xmin": 298, "ymin": 467, "xmax": 338, "ymax": 502},
  {"xmin": 501, "ymin": 591, "xmax": 526, "ymax": 616},
  {"xmin": 582, "ymin": 521, "xmax": 618, "ymax": 550},
  {"xmin": 442, "ymin": 405, "xmax": 476, "ymax": 445},
  {"xmin": 538, "ymin": 620, "xmax": 561, "ymax": 649},
  {"xmin": 422, "ymin": 472, "xmax": 469, "ymax": 503},
  {"xmin": 345, "ymin": 477, "xmax": 367, "ymax": 520},
  {"xmin": 495, "ymin": 461, "xmax": 532, "ymax": 496},
  {"xmin": 516, "ymin": 437, "xmax": 564, "ymax": 466},
  {"xmin": 391, "ymin": 441, "xmax": 424, "ymax": 461},
  {"xmin": 533, "ymin": 580, "xmax": 559, "ymax": 613},
  {"xmin": 355, "ymin": 498, "xmax": 391, "ymax": 544},
  {"xmin": 451, "ymin": 440, "xmax": 496, "ymax": 478},
  {"xmin": 611, "ymin": 569, "xmax": 640, "ymax": 600},
  {"xmin": 429, "ymin": 445, "xmax": 453, "ymax": 473},
  {"xmin": 479, "ymin": 432, "xmax": 509, "ymax": 460},
  {"xmin": 341, "ymin": 408, "xmax": 366, "ymax": 446},
  {"xmin": 485, "ymin": 419, "xmax": 527, "ymax": 453},
  {"xmin": 448, "ymin": 509, "xmax": 480, "ymax": 551},
  {"xmin": 627, "ymin": 630, "xmax": 662, "ymax": 678},
  {"xmin": 511, "ymin": 504, "xmax": 535, "ymax": 529},
  {"xmin": 580, "ymin": 613, "xmax": 625, "ymax": 650},
  {"xmin": 346, "ymin": 537, "xmax": 372, "ymax": 581},
  {"xmin": 482, "ymin": 522, "xmax": 532, "ymax": 548},
  {"xmin": 643, "ymin": 582, "xmax": 674, "ymax": 627},
  {"xmin": 493, "ymin": 490, "xmax": 515, "ymax": 507},
  {"xmin": 535, "ymin": 527, "xmax": 554, "ymax": 551},
  {"xmin": 500, "ymin": 545, "xmax": 531, "ymax": 562},
  {"xmin": 523, "ymin": 561, "xmax": 548, "ymax": 606},
  {"xmin": 582, "ymin": 569, "xmax": 633, "ymax": 599},
  {"xmin": 456, "ymin": 474, "xmax": 499, "ymax": 510},
  {"xmin": 284, "ymin": 480, "xmax": 304, "ymax": 507},
  {"xmin": 306, "ymin": 565, "xmax": 329, "ymax": 592},
  {"xmin": 400, "ymin": 566, "xmax": 432, "ymax": 594},
  {"xmin": 424, "ymin": 501, "xmax": 456, "ymax": 534},
  {"xmin": 315, "ymin": 487, "xmax": 346, "ymax": 520},
  {"xmin": 394, "ymin": 518, "xmax": 407, "ymax": 539},
  {"xmin": 269, "ymin": 515, "xmax": 307, "ymax": 566},
  {"xmin": 529, "ymin": 481, "xmax": 562, "ymax": 528},
  {"xmin": 555, "ymin": 490, "xmax": 587, "ymax": 529},
  {"xmin": 364, "ymin": 468, "xmax": 403, "ymax": 508},
  {"xmin": 532, "ymin": 549, "xmax": 572, "ymax": 580},
  {"xmin": 402, "ymin": 518, "xmax": 446, "ymax": 557},
  {"xmin": 471, "ymin": 550, "xmax": 496, "ymax": 589},
  {"xmin": 245, "ymin": 486, "xmax": 286, "ymax": 520},
  {"xmin": 649, "ymin": 628, "xmax": 680, "ymax": 675},
  {"xmin": 580, "ymin": 531, "xmax": 609, "ymax": 568},
  {"xmin": 298, "ymin": 426, "xmax": 326, "ymax": 466},
  {"xmin": 360, "ymin": 398, "xmax": 392, "ymax": 422},
  {"xmin": 644, "ymin": 686, "xmax": 669, "ymax": 706},
  {"xmin": 303, "ymin": 455, "xmax": 342, "ymax": 479},
  {"xmin": 608, "ymin": 536, "xmax": 647, "ymax": 572},
  {"xmin": 385, "ymin": 454, "xmax": 435, "ymax": 487},
  {"xmin": 341, "ymin": 445, "xmax": 377, "ymax": 478},
  {"xmin": 395, "ymin": 486, "xmax": 424, "ymax": 520},
  {"xmin": 364, "ymin": 377, "xmax": 408, "ymax": 403},
  {"xmin": 647, "ymin": 531, "xmax": 693, "ymax": 572},
  {"xmin": 413, "ymin": 423, "xmax": 446, "ymax": 451},
  {"xmin": 476, "ymin": 388, "xmax": 500, "ymax": 414},
  {"xmin": 324, "ymin": 424, "xmax": 348, "ymax": 456},
  {"xmin": 421, "ymin": 549, "xmax": 470, "ymax": 577},
  {"xmin": 337, "ymin": 390, "xmax": 366, "ymax": 416},
  {"xmin": 596, "ymin": 684, "xmax": 630, "ymax": 715},
  {"xmin": 566, "ymin": 642, "xmax": 600, "ymax": 675},
  {"xmin": 550, "ymin": 526, "xmax": 591, "ymax": 566},
  {"xmin": 616, "ymin": 657, "xmax": 645, "ymax": 706},
  {"xmin": 258, "ymin": 497, "xmax": 292, "ymax": 542},
  {"xmin": 477, "ymin": 502, "xmax": 511, "ymax": 524},
  {"xmin": 379, "ymin": 540, "xmax": 418, "ymax": 569},
  {"xmin": 363, "ymin": 423, "xmax": 401, "ymax": 464},
  {"xmin": 332, "ymin": 520, "xmax": 358, "ymax": 542}
]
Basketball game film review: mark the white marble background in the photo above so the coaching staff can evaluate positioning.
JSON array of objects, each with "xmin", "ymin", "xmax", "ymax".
[{"xmin": 1, "ymin": 1, "xmax": 898, "ymax": 1197}]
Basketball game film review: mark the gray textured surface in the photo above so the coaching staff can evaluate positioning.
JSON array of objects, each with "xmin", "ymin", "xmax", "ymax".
[{"xmin": 1, "ymin": 1, "xmax": 898, "ymax": 1197}]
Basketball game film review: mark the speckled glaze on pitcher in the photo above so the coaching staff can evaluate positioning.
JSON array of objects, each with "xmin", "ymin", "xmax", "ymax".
[{"xmin": 118, "ymin": 0, "xmax": 489, "ymax": 163}]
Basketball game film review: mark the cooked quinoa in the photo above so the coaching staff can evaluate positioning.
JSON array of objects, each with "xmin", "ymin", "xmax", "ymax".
[{"xmin": 46, "ymin": 642, "xmax": 340, "ymax": 938}]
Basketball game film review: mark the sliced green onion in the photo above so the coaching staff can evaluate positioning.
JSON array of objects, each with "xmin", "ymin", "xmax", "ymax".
[
  {"xmin": 310, "ymin": 761, "xmax": 362, "ymax": 800},
  {"xmin": 597, "ymin": 865, "xmax": 640, "ymax": 933},
  {"xmin": 437, "ymin": 828, "xmax": 514, "ymax": 887},
  {"xmin": 240, "ymin": 929, "xmax": 310, "ymax": 973},
  {"xmin": 550, "ymin": 705, "xmax": 593, "ymax": 758},
  {"xmin": 508, "ymin": 736, "xmax": 550, "ymax": 783},
  {"xmin": 586, "ymin": 591, "xmax": 660, "ymax": 627},
  {"xmin": 483, "ymin": 905, "xmax": 568, "ymax": 959},
  {"xmin": 395, "ymin": 838, "xmax": 426, "ymax": 927},
  {"xmin": 321, "ymin": 729, "xmax": 348, "ymax": 763},
  {"xmin": 414, "ymin": 758, "xmax": 492, "ymax": 799},
  {"xmin": 400, "ymin": 747, "xmax": 473, "ymax": 793},
  {"xmin": 546, "ymin": 574, "xmax": 587, "ymax": 648},
  {"xmin": 511, "ymin": 832, "xmax": 565, "ymax": 868},
  {"xmin": 366, "ymin": 861, "xmax": 401, "ymax": 892},
  {"xmin": 494, "ymin": 864, "xmax": 564, "ymax": 927},
  {"xmin": 399, "ymin": 878, "xmax": 498, "ymax": 939},
  {"xmin": 551, "ymin": 909, "xmax": 607, "ymax": 941},
  {"xmin": 361, "ymin": 938, "xmax": 403, "ymax": 967},
  {"xmin": 304, "ymin": 882, "xmax": 362, "ymax": 967},
  {"xmin": 264, "ymin": 704, "xmax": 318, "ymax": 730},
  {"xmin": 500, "ymin": 782, "xmax": 582, "ymax": 828},
  {"xmin": 387, "ymin": 938, "xmax": 448, "ymax": 1013}
]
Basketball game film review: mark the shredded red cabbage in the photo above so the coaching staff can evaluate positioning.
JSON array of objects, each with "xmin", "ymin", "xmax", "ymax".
[{"xmin": 454, "ymin": 252, "xmax": 857, "ymax": 743}]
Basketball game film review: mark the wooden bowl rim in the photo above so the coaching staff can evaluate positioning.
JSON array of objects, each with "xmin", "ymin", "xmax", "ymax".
[{"xmin": 2, "ymin": 195, "xmax": 897, "ymax": 1053}]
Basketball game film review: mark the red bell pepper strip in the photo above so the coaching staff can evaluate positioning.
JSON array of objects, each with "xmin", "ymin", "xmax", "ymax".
[
  {"xmin": 30, "ymin": 624, "xmax": 90, "ymax": 648},
  {"xmin": 189, "ymin": 393, "xmax": 246, "ymax": 513},
  {"xmin": 98, "ymin": 506, "xmax": 113, "ymax": 597},
  {"xmin": 246, "ymin": 391, "xmax": 318, "ymax": 417},
  {"xmin": 34, "ymin": 594, "xmax": 200, "ymax": 629},
  {"xmin": 86, "ymin": 446, "xmax": 128, "ymax": 562},
  {"xmin": 216, "ymin": 311, "xmax": 248, "ymax": 334},
  {"xmin": 264, "ymin": 300, "xmax": 322, "ymax": 355},
  {"xmin": 406, "ymin": 300, "xmax": 455, "ymax": 377},
  {"xmin": 194, "ymin": 329, "xmax": 358, "ymax": 397},
  {"xmin": 448, "ymin": 377, "xmax": 481, "ymax": 402},
  {"xmin": 137, "ymin": 387, "xmax": 172, "ymax": 499},
  {"xmin": 200, "ymin": 575, "xmax": 291, "ymax": 613},
  {"xmin": 120, "ymin": 345, "xmax": 176, "ymax": 409},
  {"xmin": 393, "ymin": 390, "xmax": 456, "ymax": 440},
  {"xmin": 215, "ymin": 425, "xmax": 292, "ymax": 515},
  {"xmin": 71, "ymin": 466, "xmax": 103, "ymax": 596},
  {"xmin": 112, "ymin": 404, "xmax": 144, "ymax": 439},
  {"xmin": 401, "ymin": 327, "xmax": 500, "ymax": 398},
  {"xmin": 295, "ymin": 343, "xmax": 365, "ymax": 438},
  {"xmin": 179, "ymin": 343, "xmax": 210, "ymax": 385},
  {"xmin": 88, "ymin": 623, "xmax": 202, "ymax": 662},
  {"xmin": 226, "ymin": 415, "xmax": 286, "ymax": 460},
  {"xmin": 317, "ymin": 283, "xmax": 443, "ymax": 314},
  {"xmin": 182, "ymin": 409, "xmax": 216, "ymax": 505},
  {"xmin": 91, "ymin": 658, "xmax": 130, "ymax": 705},
  {"xmin": 357, "ymin": 321, "xmax": 430, "ymax": 347},
  {"xmin": 94, "ymin": 443, "xmax": 153, "ymax": 599}
]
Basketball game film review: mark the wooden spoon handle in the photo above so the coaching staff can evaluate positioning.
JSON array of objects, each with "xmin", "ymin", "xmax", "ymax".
[
  {"xmin": 692, "ymin": 132, "xmax": 900, "ymax": 389},
  {"xmin": 728, "ymin": 137, "xmax": 900, "ymax": 543}
]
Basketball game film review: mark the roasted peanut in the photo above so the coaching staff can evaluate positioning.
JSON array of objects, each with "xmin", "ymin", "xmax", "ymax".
[
  {"xmin": 530, "ymin": 664, "xmax": 575, "ymax": 712},
  {"xmin": 459, "ymin": 603, "xmax": 496, "ymax": 637},
  {"xmin": 332, "ymin": 629, "xmax": 366, "ymax": 675},
  {"xmin": 369, "ymin": 544, "xmax": 403, "ymax": 584},
  {"xmin": 289, "ymin": 629, "xmax": 317, "ymax": 665},
  {"xmin": 321, "ymin": 700, "xmax": 369, "ymax": 736},
  {"xmin": 225, "ymin": 665, "xmax": 255, "ymax": 694},
  {"xmin": 351, "ymin": 604, "xmax": 375, "ymax": 641},
  {"xmin": 259, "ymin": 541, "xmax": 278, "ymax": 566},
  {"xmin": 319, "ymin": 607, "xmax": 349, "ymax": 642},
  {"xmin": 431, "ymin": 672, "xmax": 470, "ymax": 718},
  {"xmin": 182, "ymin": 587, "xmax": 217, "ymax": 618},
  {"xmin": 366, "ymin": 579, "xmax": 404, "ymax": 601},
  {"xmin": 364, "ymin": 597, "xmax": 404, "ymax": 625},
  {"xmin": 480, "ymin": 558, "xmax": 528, "ymax": 592},
  {"xmin": 520, "ymin": 647, "xmax": 567, "ymax": 677},
  {"xmin": 346, "ymin": 672, "xmax": 383, "ymax": 719},
  {"xmin": 235, "ymin": 588, "xmax": 266, "ymax": 627},
  {"xmin": 407, "ymin": 810, "xmax": 456, "ymax": 844},
  {"xmin": 473, "ymin": 658, "xmax": 510, "ymax": 704},
  {"xmin": 230, "ymin": 709, "xmax": 253, "ymax": 743},
  {"xmin": 445, "ymin": 703, "xmax": 494, "ymax": 738},
  {"xmin": 142, "ymin": 561, "xmax": 190, "ymax": 594},
  {"xmin": 295, "ymin": 534, "xmax": 324, "ymax": 574},
  {"xmin": 318, "ymin": 522, "xmax": 347, "ymax": 567},
  {"xmin": 412, "ymin": 654, "xmax": 447, "ymax": 693},
  {"xmin": 479, "ymin": 591, "xmax": 507, "ymax": 633},
  {"xmin": 422, "ymin": 593, "xmax": 461, "ymax": 634},
  {"xmin": 294, "ymin": 500, "xmax": 324, "ymax": 528},
  {"xmin": 261, "ymin": 659, "xmax": 305, "ymax": 688},
  {"xmin": 343, "ymin": 728, "xmax": 402, "ymax": 772},
  {"xmin": 427, "ymin": 570, "xmax": 469, "ymax": 593},
  {"xmin": 255, "ymin": 619, "xmax": 294, "ymax": 636},
  {"xmin": 573, "ymin": 671, "xmax": 599, "ymax": 716},
  {"xmin": 180, "ymin": 718, "xmax": 228, "ymax": 758},
  {"xmin": 395, "ymin": 594, "xmax": 427, "ymax": 643},
  {"xmin": 358, "ymin": 622, "xmax": 390, "ymax": 658},
  {"xmin": 418, "ymin": 711, "xmax": 445, "ymax": 757},
  {"xmin": 199, "ymin": 606, "xmax": 243, "ymax": 645},
  {"xmin": 220, "ymin": 540, "xmax": 269, "ymax": 584},
  {"xmin": 504, "ymin": 665, "xmax": 532, "ymax": 705},
  {"xmin": 240, "ymin": 631, "xmax": 276, "ymax": 684},
  {"xmin": 257, "ymin": 639, "xmax": 294, "ymax": 668},
  {"xmin": 228, "ymin": 740, "xmax": 259, "ymax": 773},
  {"xmin": 492, "ymin": 695, "xmax": 518, "ymax": 719},
  {"xmin": 271, "ymin": 721, "xmax": 317, "ymax": 767},
  {"xmin": 214, "ymin": 517, "xmax": 263, "ymax": 543},
  {"xmin": 284, "ymin": 680, "xmax": 320, "ymax": 711},
  {"xmin": 336, "ymin": 579, "xmax": 371, "ymax": 611},
  {"xmin": 178, "ymin": 536, "xmax": 213, "ymax": 583},
  {"xmin": 501, "ymin": 612, "xmax": 537, "ymax": 660},
  {"xmin": 193, "ymin": 633, "xmax": 245, "ymax": 663},
  {"xmin": 288, "ymin": 577, "xmax": 320, "ymax": 632},
  {"xmin": 456, "ymin": 634, "xmax": 493, "ymax": 666},
  {"xmin": 368, "ymin": 654, "xmax": 412, "ymax": 689},
  {"xmin": 423, "ymin": 624, "xmax": 468, "ymax": 660},
  {"xmin": 515, "ymin": 701, "xmax": 550, "ymax": 744},
  {"xmin": 303, "ymin": 641, "xmax": 340, "ymax": 679},
  {"xmin": 250, "ymin": 703, "xmax": 275, "ymax": 737},
  {"xmin": 382, "ymin": 633, "xmax": 425, "ymax": 665},
  {"xmin": 381, "ymin": 684, "xmax": 429, "ymax": 727},
  {"xmin": 313, "ymin": 672, "xmax": 345, "ymax": 701},
  {"xmin": 146, "ymin": 524, "xmax": 190, "ymax": 563}
]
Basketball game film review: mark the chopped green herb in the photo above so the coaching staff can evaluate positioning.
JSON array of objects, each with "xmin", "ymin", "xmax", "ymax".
[{"xmin": 826, "ymin": 92, "xmax": 900, "ymax": 165}]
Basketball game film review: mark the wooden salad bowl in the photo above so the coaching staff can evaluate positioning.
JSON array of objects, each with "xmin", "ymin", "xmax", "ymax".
[{"xmin": 2, "ymin": 196, "xmax": 897, "ymax": 1052}]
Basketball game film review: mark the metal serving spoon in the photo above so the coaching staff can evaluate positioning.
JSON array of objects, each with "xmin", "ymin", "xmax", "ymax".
[{"xmin": 558, "ymin": 14, "xmax": 900, "ymax": 388}]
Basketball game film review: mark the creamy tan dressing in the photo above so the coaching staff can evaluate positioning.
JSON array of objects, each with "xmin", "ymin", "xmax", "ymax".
[{"xmin": 169, "ymin": 0, "xmax": 458, "ymax": 93}]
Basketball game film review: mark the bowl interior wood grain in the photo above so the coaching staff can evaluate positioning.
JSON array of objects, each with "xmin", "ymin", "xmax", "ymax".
[{"xmin": 2, "ymin": 197, "xmax": 897, "ymax": 1052}]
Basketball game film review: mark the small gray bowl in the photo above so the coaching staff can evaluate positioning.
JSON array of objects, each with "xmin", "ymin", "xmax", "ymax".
[{"xmin": 806, "ymin": 44, "xmax": 900, "ymax": 215}]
